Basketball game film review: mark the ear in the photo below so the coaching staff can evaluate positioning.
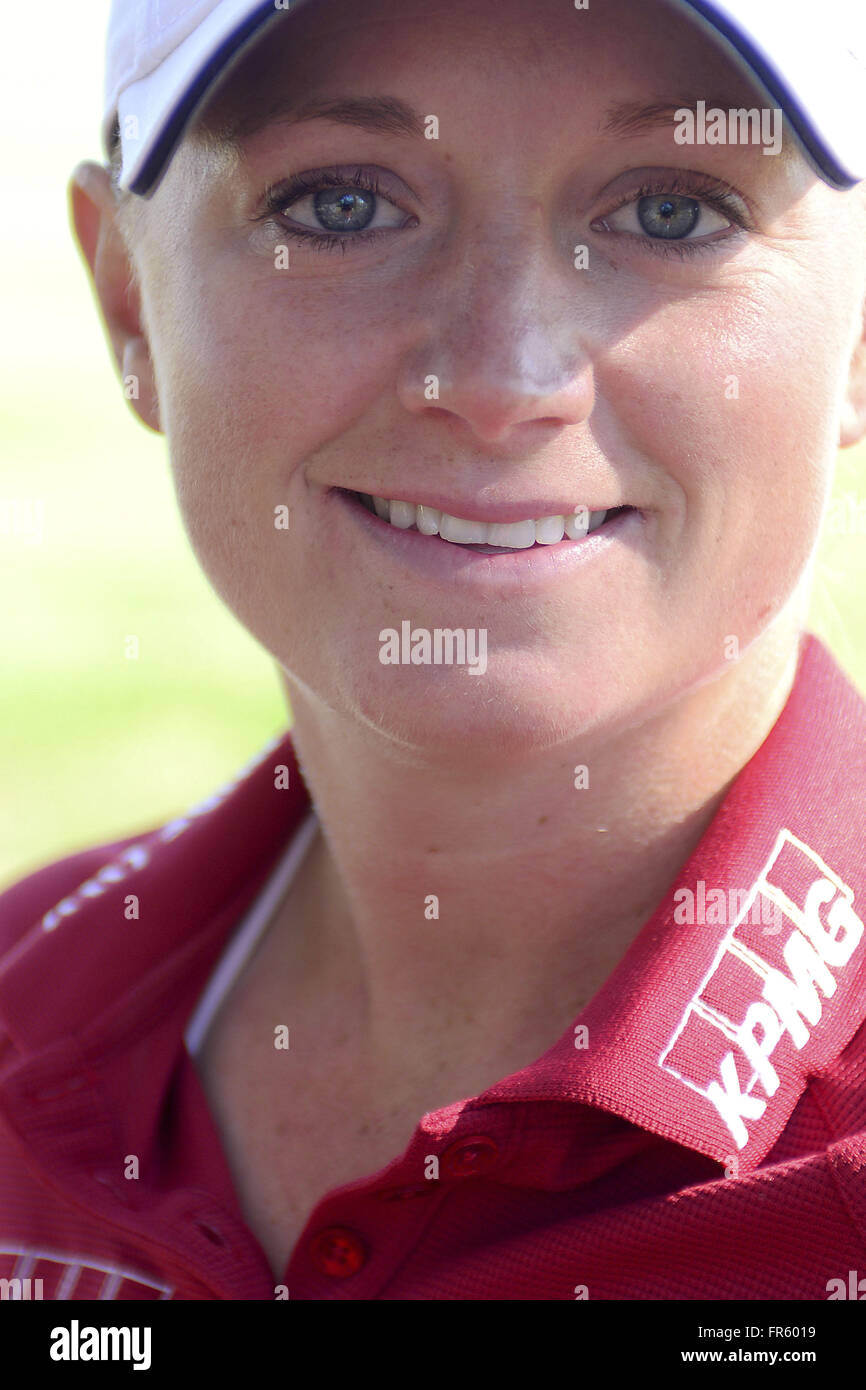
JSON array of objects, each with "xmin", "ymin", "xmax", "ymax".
[
  {"xmin": 839, "ymin": 300, "xmax": 866, "ymax": 450},
  {"xmin": 69, "ymin": 161, "xmax": 162, "ymax": 434}
]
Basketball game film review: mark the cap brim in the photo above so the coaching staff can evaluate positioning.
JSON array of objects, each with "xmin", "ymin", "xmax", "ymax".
[
  {"xmin": 111, "ymin": 0, "xmax": 279, "ymax": 196},
  {"xmin": 110, "ymin": 0, "xmax": 865, "ymax": 197},
  {"xmin": 681, "ymin": 0, "xmax": 866, "ymax": 190}
]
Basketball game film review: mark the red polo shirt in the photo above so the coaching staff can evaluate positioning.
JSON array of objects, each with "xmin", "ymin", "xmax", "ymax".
[{"xmin": 1, "ymin": 632, "xmax": 865, "ymax": 1301}]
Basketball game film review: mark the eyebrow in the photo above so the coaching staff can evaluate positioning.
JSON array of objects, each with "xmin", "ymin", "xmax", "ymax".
[
  {"xmin": 225, "ymin": 92, "xmax": 771, "ymax": 146},
  {"xmin": 599, "ymin": 98, "xmax": 764, "ymax": 137},
  {"xmin": 228, "ymin": 94, "xmax": 427, "ymax": 142}
]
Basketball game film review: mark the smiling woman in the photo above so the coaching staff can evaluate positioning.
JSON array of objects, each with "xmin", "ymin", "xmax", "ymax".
[{"xmin": 2, "ymin": 0, "xmax": 866, "ymax": 1316}]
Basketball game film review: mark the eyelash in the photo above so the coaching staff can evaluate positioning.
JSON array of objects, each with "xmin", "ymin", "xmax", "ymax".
[
  {"xmin": 596, "ymin": 172, "xmax": 750, "ymax": 259},
  {"xmin": 258, "ymin": 167, "xmax": 405, "ymax": 254},
  {"xmin": 256, "ymin": 167, "xmax": 749, "ymax": 258}
]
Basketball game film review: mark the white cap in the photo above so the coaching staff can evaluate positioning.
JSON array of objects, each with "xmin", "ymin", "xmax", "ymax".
[{"xmin": 104, "ymin": 0, "xmax": 866, "ymax": 196}]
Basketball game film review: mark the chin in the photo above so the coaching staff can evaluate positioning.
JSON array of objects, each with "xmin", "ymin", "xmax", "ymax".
[{"xmin": 345, "ymin": 658, "xmax": 622, "ymax": 763}]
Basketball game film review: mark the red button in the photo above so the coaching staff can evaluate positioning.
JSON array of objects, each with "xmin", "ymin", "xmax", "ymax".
[
  {"xmin": 440, "ymin": 1135, "xmax": 499, "ymax": 1178},
  {"xmin": 309, "ymin": 1226, "xmax": 367, "ymax": 1278}
]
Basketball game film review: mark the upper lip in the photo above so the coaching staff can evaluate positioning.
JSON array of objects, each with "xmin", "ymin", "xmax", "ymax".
[{"xmin": 338, "ymin": 487, "xmax": 624, "ymax": 525}]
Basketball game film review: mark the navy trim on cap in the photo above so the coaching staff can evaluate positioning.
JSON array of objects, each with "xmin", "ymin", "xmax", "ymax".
[
  {"xmin": 682, "ymin": 0, "xmax": 857, "ymax": 190},
  {"xmin": 129, "ymin": 0, "xmax": 279, "ymax": 197}
]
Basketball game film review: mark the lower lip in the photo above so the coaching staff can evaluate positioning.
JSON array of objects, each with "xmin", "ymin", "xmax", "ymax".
[{"xmin": 328, "ymin": 489, "xmax": 645, "ymax": 594}]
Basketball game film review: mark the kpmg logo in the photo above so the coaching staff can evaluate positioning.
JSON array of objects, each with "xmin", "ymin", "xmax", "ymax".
[{"xmin": 659, "ymin": 830, "xmax": 864, "ymax": 1149}]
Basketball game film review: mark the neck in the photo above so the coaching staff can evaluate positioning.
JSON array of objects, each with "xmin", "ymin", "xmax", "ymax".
[{"xmin": 279, "ymin": 613, "xmax": 804, "ymax": 1067}]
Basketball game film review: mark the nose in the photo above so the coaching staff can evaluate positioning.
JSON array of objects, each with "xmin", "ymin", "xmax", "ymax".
[{"xmin": 395, "ymin": 227, "xmax": 595, "ymax": 445}]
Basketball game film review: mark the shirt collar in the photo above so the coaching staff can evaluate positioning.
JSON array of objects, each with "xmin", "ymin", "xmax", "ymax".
[{"xmin": 480, "ymin": 635, "xmax": 866, "ymax": 1173}]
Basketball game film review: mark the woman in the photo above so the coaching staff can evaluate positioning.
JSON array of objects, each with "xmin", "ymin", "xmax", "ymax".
[{"xmin": 1, "ymin": 0, "xmax": 865, "ymax": 1300}]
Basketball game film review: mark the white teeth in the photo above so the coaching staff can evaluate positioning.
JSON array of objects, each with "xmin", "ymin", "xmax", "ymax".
[
  {"xmin": 563, "ymin": 508, "xmax": 607, "ymax": 539},
  {"xmin": 487, "ymin": 519, "xmax": 536, "ymax": 549},
  {"xmin": 438, "ymin": 514, "xmax": 489, "ymax": 544},
  {"xmin": 534, "ymin": 515, "xmax": 565, "ymax": 545},
  {"xmin": 389, "ymin": 499, "xmax": 416, "ymax": 529},
  {"xmin": 416, "ymin": 504, "xmax": 442, "ymax": 535},
  {"xmin": 564, "ymin": 508, "xmax": 589, "ymax": 540},
  {"xmin": 365, "ymin": 494, "xmax": 613, "ymax": 547}
]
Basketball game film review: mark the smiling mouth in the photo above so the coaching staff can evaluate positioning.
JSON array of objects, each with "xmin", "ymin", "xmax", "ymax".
[{"xmin": 341, "ymin": 489, "xmax": 632, "ymax": 553}]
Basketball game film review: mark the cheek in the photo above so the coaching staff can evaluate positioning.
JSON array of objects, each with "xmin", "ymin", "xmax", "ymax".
[
  {"xmin": 145, "ymin": 265, "xmax": 413, "ymax": 687},
  {"xmin": 597, "ymin": 274, "xmax": 844, "ymax": 631},
  {"xmin": 154, "ymin": 273, "xmax": 389, "ymax": 474},
  {"xmin": 149, "ymin": 267, "xmax": 382, "ymax": 530}
]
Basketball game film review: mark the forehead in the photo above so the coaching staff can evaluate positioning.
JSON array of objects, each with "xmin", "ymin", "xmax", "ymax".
[{"xmin": 196, "ymin": 0, "xmax": 769, "ymax": 147}]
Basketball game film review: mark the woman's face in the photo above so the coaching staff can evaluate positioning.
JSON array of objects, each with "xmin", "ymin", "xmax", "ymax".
[{"xmin": 124, "ymin": 0, "xmax": 866, "ymax": 755}]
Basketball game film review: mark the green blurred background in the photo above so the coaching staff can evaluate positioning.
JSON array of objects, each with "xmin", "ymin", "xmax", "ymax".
[
  {"xmin": 1, "ymin": 2, "xmax": 287, "ymax": 891},
  {"xmin": 1, "ymin": 3, "xmax": 864, "ymax": 891}
]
